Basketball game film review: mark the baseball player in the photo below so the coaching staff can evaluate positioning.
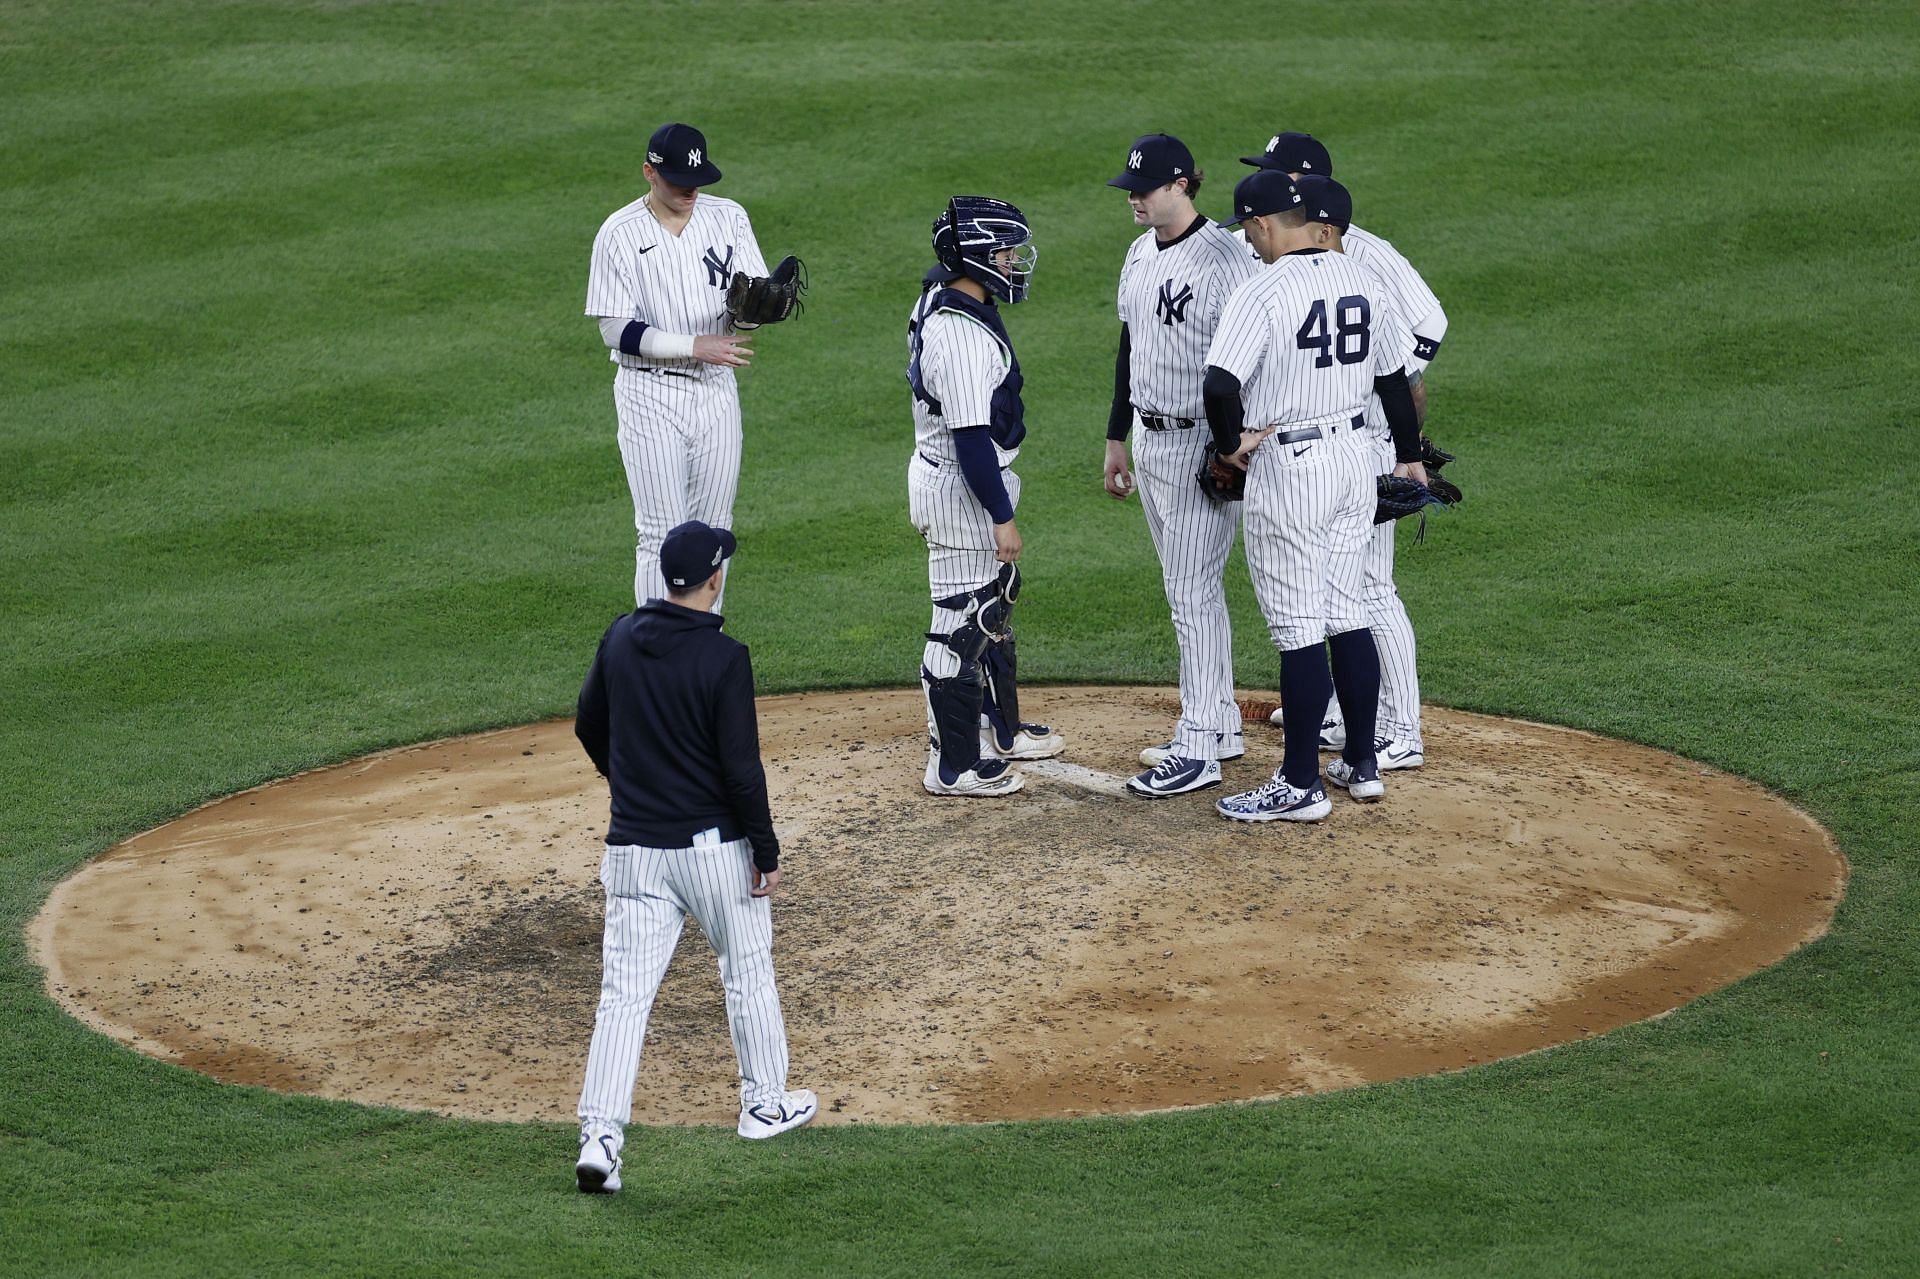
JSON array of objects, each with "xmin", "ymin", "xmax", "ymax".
[
  {"xmin": 1203, "ymin": 170, "xmax": 1429, "ymax": 822},
  {"xmin": 1241, "ymin": 133, "xmax": 1447, "ymax": 770},
  {"xmin": 573, "ymin": 521, "xmax": 815, "ymax": 1194},
  {"xmin": 908, "ymin": 195, "xmax": 1064, "ymax": 798},
  {"xmin": 1102, "ymin": 134, "xmax": 1260, "ymax": 797},
  {"xmin": 586, "ymin": 122, "xmax": 797, "ymax": 608}
]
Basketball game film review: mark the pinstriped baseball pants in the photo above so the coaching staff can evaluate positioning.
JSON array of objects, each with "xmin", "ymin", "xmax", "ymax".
[
  {"xmin": 1243, "ymin": 428, "xmax": 1373, "ymax": 652},
  {"xmin": 908, "ymin": 454, "xmax": 1021, "ymax": 682},
  {"xmin": 613, "ymin": 366, "xmax": 743, "ymax": 608},
  {"xmin": 577, "ymin": 832, "xmax": 790, "ymax": 1126},
  {"xmin": 1134, "ymin": 426, "xmax": 1241, "ymax": 761}
]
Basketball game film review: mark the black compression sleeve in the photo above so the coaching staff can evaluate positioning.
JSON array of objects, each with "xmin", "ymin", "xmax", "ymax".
[
  {"xmin": 617, "ymin": 320, "xmax": 650, "ymax": 358},
  {"xmin": 1375, "ymin": 369, "xmax": 1423, "ymax": 463},
  {"xmin": 1203, "ymin": 365, "xmax": 1245, "ymax": 453},
  {"xmin": 1106, "ymin": 325, "xmax": 1132, "ymax": 442}
]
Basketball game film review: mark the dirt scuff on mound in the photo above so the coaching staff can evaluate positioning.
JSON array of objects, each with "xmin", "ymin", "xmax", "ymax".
[{"xmin": 32, "ymin": 688, "xmax": 1843, "ymax": 1126}]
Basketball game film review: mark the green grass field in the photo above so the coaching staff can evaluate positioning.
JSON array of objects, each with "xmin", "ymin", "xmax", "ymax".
[{"xmin": 5, "ymin": 1, "xmax": 1918, "ymax": 1274}]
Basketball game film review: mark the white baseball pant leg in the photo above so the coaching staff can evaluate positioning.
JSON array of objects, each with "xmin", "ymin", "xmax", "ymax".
[
  {"xmin": 1363, "ymin": 434, "xmax": 1422, "ymax": 747},
  {"xmin": 577, "ymin": 832, "xmax": 790, "ymax": 1127},
  {"xmin": 614, "ymin": 369, "xmax": 745, "ymax": 608},
  {"xmin": 1133, "ymin": 427, "xmax": 1241, "ymax": 760}
]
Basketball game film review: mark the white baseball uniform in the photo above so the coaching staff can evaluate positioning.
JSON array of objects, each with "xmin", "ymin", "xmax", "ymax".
[
  {"xmin": 1115, "ymin": 217, "xmax": 1258, "ymax": 760},
  {"xmin": 1339, "ymin": 224, "xmax": 1447, "ymax": 751},
  {"xmin": 1206, "ymin": 249, "xmax": 1412, "ymax": 652},
  {"xmin": 586, "ymin": 193, "xmax": 767, "ymax": 605},
  {"xmin": 906, "ymin": 292, "xmax": 1022, "ymax": 682}
]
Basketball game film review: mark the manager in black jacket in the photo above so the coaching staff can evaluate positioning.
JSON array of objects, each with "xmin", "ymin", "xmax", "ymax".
[{"xmin": 572, "ymin": 521, "xmax": 816, "ymax": 1196}]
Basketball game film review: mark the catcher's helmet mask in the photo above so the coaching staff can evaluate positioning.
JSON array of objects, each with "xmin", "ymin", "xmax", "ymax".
[{"xmin": 934, "ymin": 195, "xmax": 1037, "ymax": 303}]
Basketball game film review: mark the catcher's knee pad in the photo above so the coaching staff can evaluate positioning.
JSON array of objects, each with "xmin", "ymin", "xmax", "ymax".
[
  {"xmin": 930, "ymin": 563, "xmax": 1021, "ymax": 667},
  {"xmin": 921, "ymin": 664, "xmax": 985, "ymax": 775}
]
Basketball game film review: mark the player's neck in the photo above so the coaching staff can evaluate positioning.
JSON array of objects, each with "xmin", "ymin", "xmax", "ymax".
[
  {"xmin": 948, "ymin": 277, "xmax": 991, "ymax": 304},
  {"xmin": 644, "ymin": 191, "xmax": 695, "ymax": 236},
  {"xmin": 1152, "ymin": 204, "xmax": 1200, "ymax": 243}
]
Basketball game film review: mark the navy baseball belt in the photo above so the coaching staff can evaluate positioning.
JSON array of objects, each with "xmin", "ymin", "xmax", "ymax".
[
  {"xmin": 915, "ymin": 450, "xmax": 1008, "ymax": 471},
  {"xmin": 1267, "ymin": 413, "xmax": 1366, "ymax": 445},
  {"xmin": 1139, "ymin": 412, "xmax": 1199, "ymax": 432}
]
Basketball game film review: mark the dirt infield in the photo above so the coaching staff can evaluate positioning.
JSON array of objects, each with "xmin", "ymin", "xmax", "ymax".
[{"xmin": 32, "ymin": 687, "xmax": 1843, "ymax": 1127}]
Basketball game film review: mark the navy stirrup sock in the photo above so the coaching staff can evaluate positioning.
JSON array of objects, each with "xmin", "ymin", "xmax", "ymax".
[
  {"xmin": 1327, "ymin": 627, "xmax": 1381, "ymax": 766},
  {"xmin": 1278, "ymin": 645, "xmax": 1333, "ymax": 789}
]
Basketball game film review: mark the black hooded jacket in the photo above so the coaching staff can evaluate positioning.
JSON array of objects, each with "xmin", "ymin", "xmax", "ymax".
[{"xmin": 574, "ymin": 600, "xmax": 779, "ymax": 871}]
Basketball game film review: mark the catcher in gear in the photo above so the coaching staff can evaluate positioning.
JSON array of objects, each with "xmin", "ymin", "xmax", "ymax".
[
  {"xmin": 727, "ymin": 254, "xmax": 807, "ymax": 326},
  {"xmin": 906, "ymin": 195, "xmax": 1062, "ymax": 798}
]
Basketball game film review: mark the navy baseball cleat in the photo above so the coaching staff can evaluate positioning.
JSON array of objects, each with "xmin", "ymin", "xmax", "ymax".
[
  {"xmin": 1325, "ymin": 756, "xmax": 1385, "ymax": 801},
  {"xmin": 576, "ymin": 1124, "xmax": 623, "ymax": 1194},
  {"xmin": 1127, "ymin": 755, "xmax": 1222, "ymax": 798},
  {"xmin": 1216, "ymin": 772, "xmax": 1332, "ymax": 823},
  {"xmin": 738, "ymin": 1089, "xmax": 819, "ymax": 1139}
]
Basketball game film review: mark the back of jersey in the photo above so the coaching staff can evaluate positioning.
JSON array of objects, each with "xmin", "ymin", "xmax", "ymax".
[{"xmin": 1206, "ymin": 249, "xmax": 1412, "ymax": 429}]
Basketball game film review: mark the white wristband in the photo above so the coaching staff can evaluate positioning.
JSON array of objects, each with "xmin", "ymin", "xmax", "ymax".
[{"xmin": 638, "ymin": 328, "xmax": 697, "ymax": 359}]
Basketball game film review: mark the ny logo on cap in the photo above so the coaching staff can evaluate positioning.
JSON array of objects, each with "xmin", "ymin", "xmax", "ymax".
[
  {"xmin": 1128, "ymin": 150, "xmax": 1143, "ymax": 170},
  {"xmin": 1267, "ymin": 135, "xmax": 1281, "ymax": 152},
  {"xmin": 710, "ymin": 547, "xmax": 723, "ymax": 566},
  {"xmin": 688, "ymin": 147, "xmax": 703, "ymax": 166},
  {"xmin": 647, "ymin": 151, "xmax": 664, "ymax": 164}
]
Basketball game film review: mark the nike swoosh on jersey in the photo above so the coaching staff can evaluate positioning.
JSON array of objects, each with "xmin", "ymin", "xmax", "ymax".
[{"xmin": 636, "ymin": 245, "xmax": 657, "ymax": 255}]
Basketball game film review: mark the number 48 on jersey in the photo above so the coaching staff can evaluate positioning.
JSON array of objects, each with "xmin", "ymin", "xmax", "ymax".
[{"xmin": 1296, "ymin": 295, "xmax": 1372, "ymax": 368}]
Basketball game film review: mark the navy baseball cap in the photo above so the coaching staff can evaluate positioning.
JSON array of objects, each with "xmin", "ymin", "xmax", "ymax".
[
  {"xmin": 1219, "ymin": 169, "xmax": 1304, "ymax": 227},
  {"xmin": 660, "ymin": 520, "xmax": 737, "ymax": 590},
  {"xmin": 1240, "ymin": 131, "xmax": 1334, "ymax": 177},
  {"xmin": 1294, "ymin": 175, "xmax": 1352, "ymax": 229},
  {"xmin": 646, "ymin": 122, "xmax": 723, "ymax": 186},
  {"xmin": 1108, "ymin": 133, "xmax": 1197, "ymax": 193}
]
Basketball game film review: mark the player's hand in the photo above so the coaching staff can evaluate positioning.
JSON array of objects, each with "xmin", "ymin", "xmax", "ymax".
[
  {"xmin": 1393, "ymin": 460, "xmax": 1431, "ymax": 488},
  {"xmin": 750, "ymin": 867, "xmax": 781, "ymax": 898},
  {"xmin": 992, "ymin": 519, "xmax": 1022, "ymax": 564},
  {"xmin": 1103, "ymin": 440, "xmax": 1134, "ymax": 499},
  {"xmin": 1226, "ymin": 427, "xmax": 1275, "ymax": 471},
  {"xmin": 692, "ymin": 334, "xmax": 753, "ymax": 367}
]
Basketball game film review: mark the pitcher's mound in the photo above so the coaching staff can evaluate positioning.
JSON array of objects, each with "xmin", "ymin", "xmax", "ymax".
[{"xmin": 33, "ymin": 687, "xmax": 1841, "ymax": 1126}]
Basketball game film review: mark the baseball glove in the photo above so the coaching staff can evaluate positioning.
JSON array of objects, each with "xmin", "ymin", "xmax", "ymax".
[
  {"xmin": 1418, "ymin": 435, "xmax": 1464, "ymax": 505},
  {"xmin": 1197, "ymin": 442, "xmax": 1245, "ymax": 503},
  {"xmin": 725, "ymin": 254, "xmax": 807, "ymax": 325},
  {"xmin": 1374, "ymin": 473, "xmax": 1462, "ymax": 525}
]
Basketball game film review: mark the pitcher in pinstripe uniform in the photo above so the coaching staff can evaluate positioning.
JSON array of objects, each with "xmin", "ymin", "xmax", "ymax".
[
  {"xmin": 908, "ymin": 196, "xmax": 1064, "ymax": 798},
  {"xmin": 572, "ymin": 522, "xmax": 815, "ymax": 1195},
  {"xmin": 1241, "ymin": 133, "xmax": 1448, "ymax": 771},
  {"xmin": 586, "ymin": 122, "xmax": 784, "ymax": 608},
  {"xmin": 1103, "ymin": 134, "xmax": 1261, "ymax": 798},
  {"xmin": 1203, "ymin": 171, "xmax": 1431, "ymax": 823}
]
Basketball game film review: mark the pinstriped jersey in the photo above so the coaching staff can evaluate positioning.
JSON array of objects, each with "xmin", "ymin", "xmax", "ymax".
[
  {"xmin": 906, "ymin": 291, "xmax": 1021, "ymax": 469},
  {"xmin": 1343, "ymin": 224, "xmax": 1445, "ymax": 369},
  {"xmin": 584, "ymin": 193, "xmax": 768, "ymax": 369},
  {"xmin": 1116, "ymin": 218, "xmax": 1259, "ymax": 419},
  {"xmin": 1206, "ymin": 249, "xmax": 1412, "ymax": 428}
]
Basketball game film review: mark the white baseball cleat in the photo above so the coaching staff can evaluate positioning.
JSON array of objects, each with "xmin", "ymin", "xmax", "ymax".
[
  {"xmin": 924, "ymin": 752, "xmax": 1023, "ymax": 797},
  {"xmin": 738, "ymin": 1089, "xmax": 819, "ymax": 1140},
  {"xmin": 1141, "ymin": 733, "xmax": 1246, "ymax": 767},
  {"xmin": 1375, "ymin": 735, "xmax": 1425, "ymax": 771},
  {"xmin": 981, "ymin": 722, "xmax": 1065, "ymax": 760},
  {"xmin": 1324, "ymin": 756, "xmax": 1385, "ymax": 801},
  {"xmin": 1318, "ymin": 717, "xmax": 1346, "ymax": 751},
  {"xmin": 1215, "ymin": 772, "xmax": 1332, "ymax": 823},
  {"xmin": 1126, "ymin": 755, "xmax": 1222, "ymax": 798},
  {"xmin": 1263, "ymin": 705, "xmax": 1346, "ymax": 750},
  {"xmin": 576, "ymin": 1124, "xmax": 623, "ymax": 1194}
]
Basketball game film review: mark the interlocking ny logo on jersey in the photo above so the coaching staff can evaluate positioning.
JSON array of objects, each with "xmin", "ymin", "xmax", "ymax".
[
  {"xmin": 703, "ymin": 245, "xmax": 735, "ymax": 288},
  {"xmin": 1156, "ymin": 279, "xmax": 1195, "ymax": 326}
]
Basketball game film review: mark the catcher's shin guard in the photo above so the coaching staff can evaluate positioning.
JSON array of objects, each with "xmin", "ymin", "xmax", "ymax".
[
  {"xmin": 979, "ymin": 632, "xmax": 1022, "ymax": 751},
  {"xmin": 922, "ymin": 664, "xmax": 986, "ymax": 777}
]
